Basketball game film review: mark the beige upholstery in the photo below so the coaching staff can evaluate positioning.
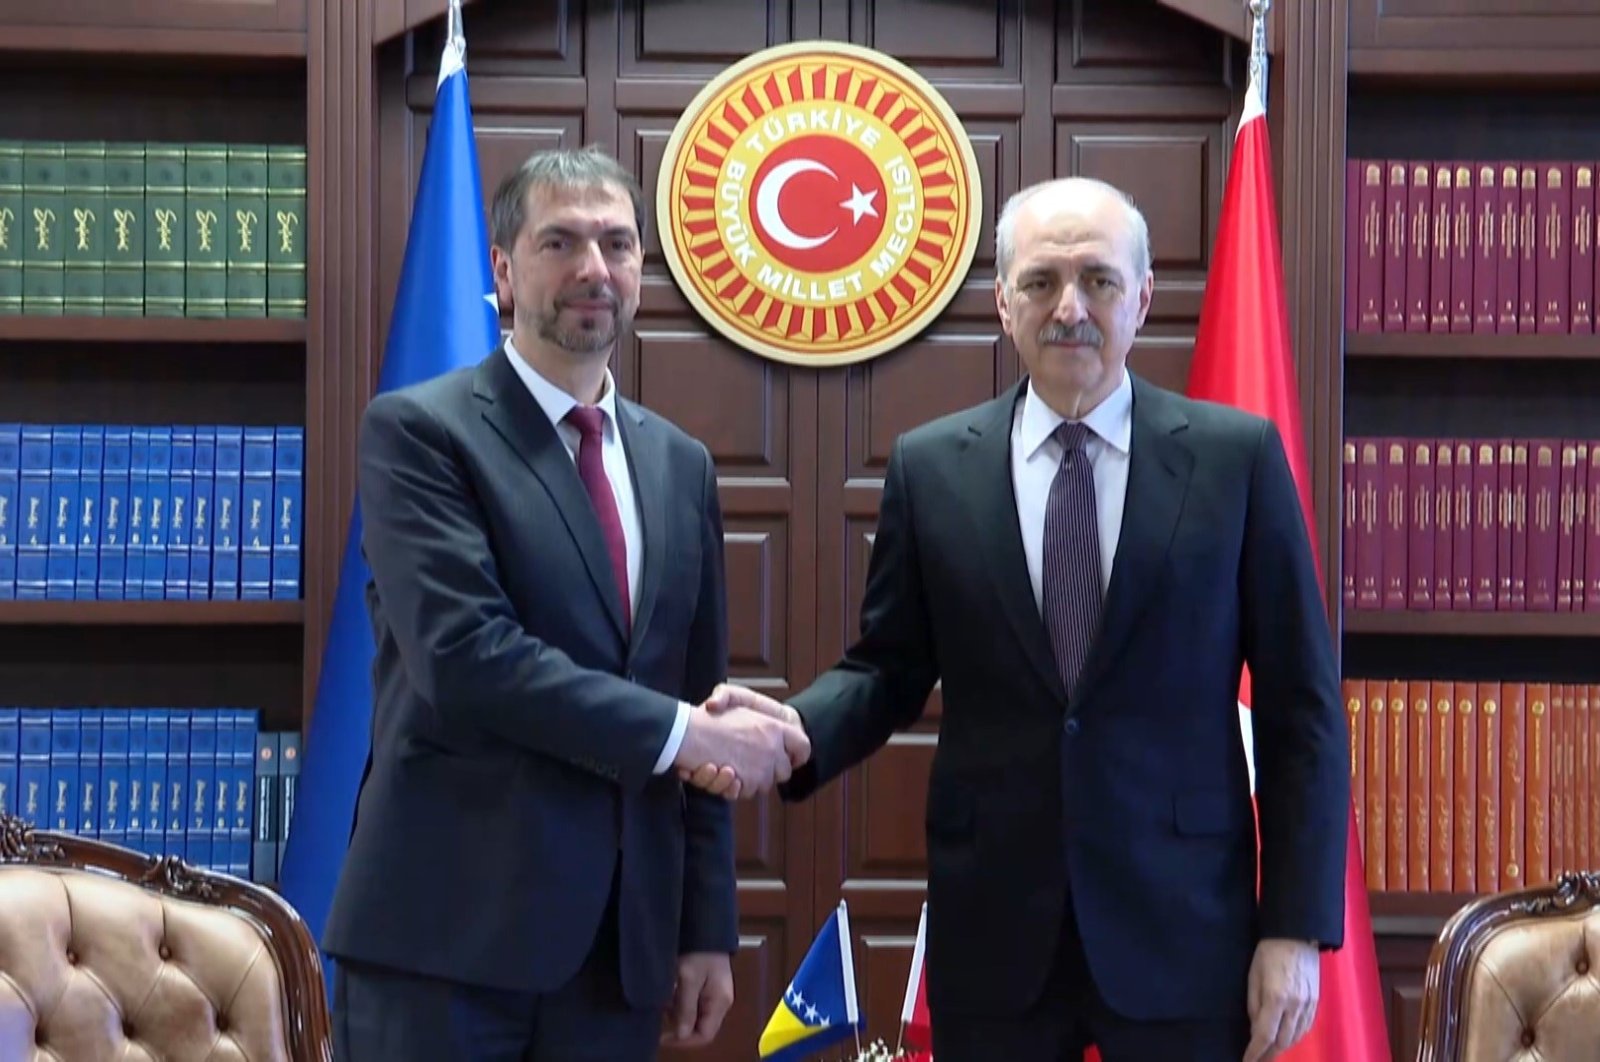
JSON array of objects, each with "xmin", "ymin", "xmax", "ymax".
[{"xmin": 1419, "ymin": 872, "xmax": 1600, "ymax": 1062}]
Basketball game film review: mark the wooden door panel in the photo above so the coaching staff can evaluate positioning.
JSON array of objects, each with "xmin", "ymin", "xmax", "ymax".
[
  {"xmin": 852, "ymin": 0, "xmax": 1023, "ymax": 76},
  {"xmin": 621, "ymin": 0, "xmax": 803, "ymax": 79}
]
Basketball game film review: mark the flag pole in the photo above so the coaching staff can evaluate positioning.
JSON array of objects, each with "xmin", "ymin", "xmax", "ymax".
[{"xmin": 1248, "ymin": 0, "xmax": 1269, "ymax": 109}]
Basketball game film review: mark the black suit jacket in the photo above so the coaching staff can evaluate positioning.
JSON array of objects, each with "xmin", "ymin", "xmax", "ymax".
[
  {"xmin": 321, "ymin": 347, "xmax": 736, "ymax": 1007},
  {"xmin": 782, "ymin": 375, "xmax": 1348, "ymax": 1022}
]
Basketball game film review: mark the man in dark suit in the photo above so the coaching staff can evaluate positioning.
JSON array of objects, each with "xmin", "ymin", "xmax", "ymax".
[
  {"xmin": 699, "ymin": 177, "xmax": 1348, "ymax": 1061},
  {"xmin": 322, "ymin": 146, "xmax": 809, "ymax": 1062}
]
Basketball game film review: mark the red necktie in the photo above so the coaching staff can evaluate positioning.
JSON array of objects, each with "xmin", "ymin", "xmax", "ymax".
[{"xmin": 564, "ymin": 405, "xmax": 630, "ymax": 629}]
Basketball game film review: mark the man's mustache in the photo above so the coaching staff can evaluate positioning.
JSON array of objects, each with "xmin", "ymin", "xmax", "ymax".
[
  {"xmin": 559, "ymin": 287, "xmax": 619, "ymax": 309},
  {"xmin": 1038, "ymin": 321, "xmax": 1103, "ymax": 347}
]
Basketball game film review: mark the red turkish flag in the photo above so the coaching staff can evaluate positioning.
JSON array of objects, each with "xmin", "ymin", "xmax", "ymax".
[{"xmin": 1184, "ymin": 69, "xmax": 1390, "ymax": 1062}]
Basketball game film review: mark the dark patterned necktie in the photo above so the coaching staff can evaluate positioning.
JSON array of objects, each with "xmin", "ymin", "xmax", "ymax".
[
  {"xmin": 1042, "ymin": 421, "xmax": 1103, "ymax": 699},
  {"xmin": 564, "ymin": 404, "xmax": 631, "ymax": 628}
]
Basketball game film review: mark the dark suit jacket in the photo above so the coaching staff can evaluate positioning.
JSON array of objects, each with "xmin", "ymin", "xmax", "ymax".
[
  {"xmin": 782, "ymin": 375, "xmax": 1348, "ymax": 1022},
  {"xmin": 321, "ymin": 347, "xmax": 736, "ymax": 1008}
]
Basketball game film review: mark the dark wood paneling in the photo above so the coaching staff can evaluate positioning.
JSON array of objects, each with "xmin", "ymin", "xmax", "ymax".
[
  {"xmin": 0, "ymin": 0, "xmax": 305, "ymax": 33},
  {"xmin": 1063, "ymin": 0, "xmax": 1228, "ymax": 83},
  {"xmin": 854, "ymin": 0, "xmax": 1021, "ymax": 77},
  {"xmin": 1350, "ymin": 0, "xmax": 1600, "ymax": 55}
]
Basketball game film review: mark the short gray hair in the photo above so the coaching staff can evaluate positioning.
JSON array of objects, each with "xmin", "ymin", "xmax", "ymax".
[
  {"xmin": 490, "ymin": 145, "xmax": 647, "ymax": 251},
  {"xmin": 995, "ymin": 176, "xmax": 1151, "ymax": 282}
]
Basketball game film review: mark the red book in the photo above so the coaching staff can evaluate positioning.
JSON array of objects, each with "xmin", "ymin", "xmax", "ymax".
[
  {"xmin": 1477, "ymin": 682, "xmax": 1502, "ymax": 891},
  {"xmin": 1538, "ymin": 163, "xmax": 1571, "ymax": 333},
  {"xmin": 1574, "ymin": 443, "xmax": 1589, "ymax": 614},
  {"xmin": 1589, "ymin": 446, "xmax": 1600, "ymax": 611},
  {"xmin": 1513, "ymin": 441, "xmax": 1530, "ymax": 610},
  {"xmin": 1519, "ymin": 164, "xmax": 1538, "ymax": 333},
  {"xmin": 1430, "ymin": 681, "xmax": 1454, "ymax": 890},
  {"xmin": 1497, "ymin": 440, "xmax": 1514, "ymax": 611},
  {"xmin": 1573, "ymin": 165, "xmax": 1595, "ymax": 334},
  {"xmin": 1388, "ymin": 680, "xmax": 1409, "ymax": 890},
  {"xmin": 1358, "ymin": 160, "xmax": 1384, "ymax": 332},
  {"xmin": 1409, "ymin": 441, "xmax": 1434, "ymax": 609},
  {"xmin": 1409, "ymin": 680, "xmax": 1432, "ymax": 890},
  {"xmin": 1454, "ymin": 684, "xmax": 1477, "ymax": 892},
  {"xmin": 1527, "ymin": 683, "xmax": 1552, "ymax": 884},
  {"xmin": 1498, "ymin": 163, "xmax": 1521, "ymax": 334},
  {"xmin": 1502, "ymin": 682, "xmax": 1527, "ymax": 889},
  {"xmin": 1366, "ymin": 682, "xmax": 1387, "ymax": 890},
  {"xmin": 1452, "ymin": 164, "xmax": 1474, "ymax": 332},
  {"xmin": 1578, "ymin": 686, "xmax": 1591, "ymax": 870},
  {"xmin": 1409, "ymin": 164, "xmax": 1433, "ymax": 332},
  {"xmin": 1345, "ymin": 160, "xmax": 1360, "ymax": 333},
  {"xmin": 1559, "ymin": 442, "xmax": 1579, "ymax": 611},
  {"xmin": 1454, "ymin": 441, "xmax": 1474, "ymax": 610},
  {"xmin": 1474, "ymin": 442, "xmax": 1498, "ymax": 610},
  {"xmin": 1357, "ymin": 439, "xmax": 1382, "ymax": 609},
  {"xmin": 1431, "ymin": 162, "xmax": 1453, "ymax": 332},
  {"xmin": 1343, "ymin": 441, "xmax": 1357, "ymax": 609},
  {"xmin": 1434, "ymin": 439, "xmax": 1454, "ymax": 609},
  {"xmin": 1385, "ymin": 161, "xmax": 1408, "ymax": 331},
  {"xmin": 1473, "ymin": 163, "xmax": 1498, "ymax": 332},
  {"xmin": 1346, "ymin": 679, "xmax": 1366, "ymax": 855},
  {"xmin": 1530, "ymin": 441, "xmax": 1560, "ymax": 611},
  {"xmin": 1384, "ymin": 438, "xmax": 1409, "ymax": 609}
]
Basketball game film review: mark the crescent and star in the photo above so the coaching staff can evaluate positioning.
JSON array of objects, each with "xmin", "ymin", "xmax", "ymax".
[{"xmin": 754, "ymin": 158, "xmax": 881, "ymax": 251}]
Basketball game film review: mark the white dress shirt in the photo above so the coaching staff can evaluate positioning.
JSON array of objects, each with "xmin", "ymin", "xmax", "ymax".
[
  {"xmin": 505, "ymin": 340, "xmax": 689, "ymax": 774},
  {"xmin": 1011, "ymin": 369, "xmax": 1134, "ymax": 616}
]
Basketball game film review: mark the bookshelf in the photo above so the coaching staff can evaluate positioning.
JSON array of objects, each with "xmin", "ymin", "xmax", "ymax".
[
  {"xmin": 0, "ymin": 600, "xmax": 302, "ymax": 626},
  {"xmin": 1345, "ymin": 333, "xmax": 1600, "ymax": 361},
  {"xmin": 0, "ymin": 317, "xmax": 308, "ymax": 344}
]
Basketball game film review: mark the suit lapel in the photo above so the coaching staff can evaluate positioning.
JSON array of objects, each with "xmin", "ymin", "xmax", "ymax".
[
  {"xmin": 963, "ymin": 381, "xmax": 1070, "ymax": 704},
  {"xmin": 472, "ymin": 348, "xmax": 628, "ymax": 640},
  {"xmin": 617, "ymin": 398, "xmax": 666, "ymax": 660},
  {"xmin": 1074, "ymin": 376, "xmax": 1194, "ymax": 703}
]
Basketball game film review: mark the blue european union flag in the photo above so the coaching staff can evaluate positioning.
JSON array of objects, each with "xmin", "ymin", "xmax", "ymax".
[
  {"xmin": 276, "ymin": 20, "xmax": 501, "ymax": 980},
  {"xmin": 760, "ymin": 901, "xmax": 862, "ymax": 1061}
]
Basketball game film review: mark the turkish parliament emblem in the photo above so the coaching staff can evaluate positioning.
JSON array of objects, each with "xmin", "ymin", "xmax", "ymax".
[{"xmin": 657, "ymin": 40, "xmax": 983, "ymax": 366}]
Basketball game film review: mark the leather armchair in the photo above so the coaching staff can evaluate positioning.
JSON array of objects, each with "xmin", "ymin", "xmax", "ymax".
[
  {"xmin": 0, "ymin": 812, "xmax": 331, "ymax": 1061},
  {"xmin": 1417, "ymin": 871, "xmax": 1600, "ymax": 1062}
]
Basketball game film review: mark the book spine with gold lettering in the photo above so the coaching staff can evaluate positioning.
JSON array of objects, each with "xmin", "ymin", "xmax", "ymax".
[
  {"xmin": 226, "ymin": 145, "xmax": 268, "ymax": 317},
  {"xmin": 185, "ymin": 144, "xmax": 228, "ymax": 319},
  {"xmin": 144, "ymin": 144, "xmax": 186, "ymax": 317},
  {"xmin": 104, "ymin": 143, "xmax": 145, "ymax": 317},
  {"xmin": 62, "ymin": 142, "xmax": 107, "ymax": 317},
  {"xmin": 267, "ymin": 145, "xmax": 306, "ymax": 318},
  {"xmin": 0, "ymin": 141, "xmax": 22, "ymax": 315},
  {"xmin": 22, "ymin": 141, "xmax": 65, "ymax": 316}
]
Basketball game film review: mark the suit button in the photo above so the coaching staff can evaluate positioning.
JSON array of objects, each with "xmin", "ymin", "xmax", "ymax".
[{"xmin": 1063, "ymin": 718, "xmax": 1080, "ymax": 737}]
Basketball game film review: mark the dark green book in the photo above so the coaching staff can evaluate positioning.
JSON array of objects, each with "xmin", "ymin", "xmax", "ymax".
[
  {"xmin": 266, "ymin": 145, "xmax": 306, "ymax": 318},
  {"xmin": 63, "ymin": 141, "xmax": 107, "ymax": 316},
  {"xmin": 22, "ymin": 141, "xmax": 66, "ymax": 315},
  {"xmin": 226, "ymin": 144, "xmax": 268, "ymax": 317},
  {"xmin": 0, "ymin": 141, "xmax": 21, "ymax": 315},
  {"xmin": 104, "ymin": 143, "xmax": 146, "ymax": 317},
  {"xmin": 185, "ymin": 143, "xmax": 228, "ymax": 318},
  {"xmin": 144, "ymin": 143, "xmax": 186, "ymax": 317}
]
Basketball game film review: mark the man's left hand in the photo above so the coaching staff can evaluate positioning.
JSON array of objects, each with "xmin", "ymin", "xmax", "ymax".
[
  {"xmin": 1243, "ymin": 938, "xmax": 1319, "ymax": 1062},
  {"xmin": 661, "ymin": 952, "xmax": 735, "ymax": 1049}
]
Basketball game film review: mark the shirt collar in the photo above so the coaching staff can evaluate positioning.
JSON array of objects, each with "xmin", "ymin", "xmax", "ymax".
[
  {"xmin": 503, "ymin": 337, "xmax": 620, "ymax": 437},
  {"xmin": 1019, "ymin": 368, "xmax": 1133, "ymax": 460}
]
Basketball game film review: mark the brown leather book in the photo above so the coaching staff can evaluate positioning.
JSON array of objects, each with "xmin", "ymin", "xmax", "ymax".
[
  {"xmin": 1366, "ymin": 682, "xmax": 1388, "ymax": 891},
  {"xmin": 1345, "ymin": 678, "xmax": 1366, "ymax": 858},
  {"xmin": 1527, "ymin": 682, "xmax": 1552, "ymax": 884},
  {"xmin": 1410, "ymin": 679, "xmax": 1433, "ymax": 890},
  {"xmin": 1388, "ymin": 680, "xmax": 1410, "ymax": 890},
  {"xmin": 1454, "ymin": 684, "xmax": 1477, "ymax": 892},
  {"xmin": 1501, "ymin": 682, "xmax": 1526, "ymax": 889},
  {"xmin": 1477, "ymin": 681, "xmax": 1502, "ymax": 892},
  {"xmin": 1430, "ymin": 681, "xmax": 1454, "ymax": 890}
]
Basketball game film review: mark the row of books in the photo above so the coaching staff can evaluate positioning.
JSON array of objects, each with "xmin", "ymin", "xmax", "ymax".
[
  {"xmin": 0, "ymin": 423, "xmax": 303, "ymax": 601},
  {"xmin": 1343, "ymin": 158, "xmax": 1597, "ymax": 335},
  {"xmin": 1345, "ymin": 678, "xmax": 1598, "ymax": 895},
  {"xmin": 1342, "ymin": 437, "xmax": 1600, "ymax": 612},
  {"xmin": 0, "ymin": 708, "xmax": 300, "ymax": 885},
  {"xmin": 0, "ymin": 140, "xmax": 307, "ymax": 318}
]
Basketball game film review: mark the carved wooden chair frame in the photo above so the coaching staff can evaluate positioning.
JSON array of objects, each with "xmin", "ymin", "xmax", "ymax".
[
  {"xmin": 0, "ymin": 812, "xmax": 333, "ymax": 1061},
  {"xmin": 1415, "ymin": 870, "xmax": 1600, "ymax": 1062}
]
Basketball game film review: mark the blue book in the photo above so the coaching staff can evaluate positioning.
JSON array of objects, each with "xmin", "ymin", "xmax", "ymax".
[
  {"xmin": 252, "ymin": 731, "xmax": 280, "ymax": 882},
  {"xmin": 97, "ymin": 428, "xmax": 130, "ymax": 600},
  {"xmin": 143, "ymin": 427, "xmax": 171, "ymax": 600},
  {"xmin": 124, "ymin": 428, "xmax": 149, "ymax": 601},
  {"xmin": 211, "ymin": 427, "xmax": 243, "ymax": 599},
  {"xmin": 17, "ymin": 426, "xmax": 52, "ymax": 600},
  {"xmin": 162, "ymin": 711, "xmax": 190, "ymax": 860},
  {"xmin": 18, "ymin": 710, "xmax": 51, "ymax": 828},
  {"xmin": 228, "ymin": 709, "xmax": 260, "ymax": 875},
  {"xmin": 75, "ymin": 427, "xmax": 103, "ymax": 600},
  {"xmin": 165, "ymin": 426, "xmax": 194, "ymax": 599},
  {"xmin": 190, "ymin": 427, "xmax": 216, "ymax": 602},
  {"xmin": 125, "ymin": 709, "xmax": 148, "ymax": 854},
  {"xmin": 0, "ymin": 424, "xmax": 19, "ymax": 599},
  {"xmin": 271, "ymin": 427, "xmax": 303, "ymax": 600},
  {"xmin": 276, "ymin": 730, "xmax": 299, "ymax": 878},
  {"xmin": 99, "ymin": 712, "xmax": 129, "ymax": 848},
  {"xmin": 46, "ymin": 426, "xmax": 81, "ymax": 600},
  {"xmin": 187, "ymin": 711, "xmax": 217, "ymax": 868},
  {"xmin": 141, "ymin": 710, "xmax": 168, "ymax": 855},
  {"xmin": 0, "ymin": 708, "xmax": 18, "ymax": 818},
  {"xmin": 77, "ymin": 708, "xmax": 103, "ymax": 837},
  {"xmin": 240, "ymin": 427, "xmax": 274, "ymax": 600},
  {"xmin": 48, "ymin": 710, "xmax": 79, "ymax": 832}
]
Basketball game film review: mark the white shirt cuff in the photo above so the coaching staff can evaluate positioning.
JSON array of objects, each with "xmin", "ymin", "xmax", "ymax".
[{"xmin": 653, "ymin": 700, "xmax": 693, "ymax": 774}]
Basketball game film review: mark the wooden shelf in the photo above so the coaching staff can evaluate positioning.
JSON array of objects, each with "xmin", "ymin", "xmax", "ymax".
[
  {"xmin": 0, "ymin": 25, "xmax": 306, "ymax": 61},
  {"xmin": 1346, "ymin": 333, "xmax": 1600, "ymax": 360},
  {"xmin": 0, "ymin": 317, "xmax": 306, "ymax": 345},
  {"xmin": 1369, "ymin": 891, "xmax": 1476, "ymax": 936},
  {"xmin": 0, "ymin": 601, "xmax": 303, "ymax": 626},
  {"xmin": 1344, "ymin": 610, "xmax": 1600, "ymax": 637}
]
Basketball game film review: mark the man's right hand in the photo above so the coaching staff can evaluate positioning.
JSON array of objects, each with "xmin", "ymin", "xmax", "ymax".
[{"xmin": 672, "ymin": 685, "xmax": 810, "ymax": 800}]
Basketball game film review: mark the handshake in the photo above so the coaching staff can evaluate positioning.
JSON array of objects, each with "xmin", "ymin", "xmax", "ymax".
[{"xmin": 672, "ymin": 684, "xmax": 810, "ymax": 800}]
